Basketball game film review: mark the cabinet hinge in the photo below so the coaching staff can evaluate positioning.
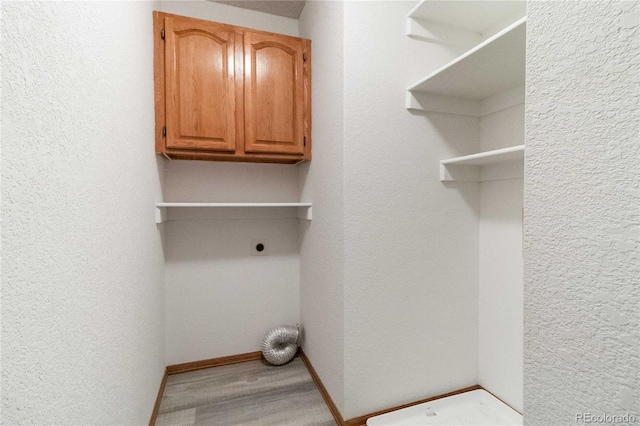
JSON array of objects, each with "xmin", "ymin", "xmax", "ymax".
[
  {"xmin": 161, "ymin": 29, "xmax": 165, "ymax": 40},
  {"xmin": 303, "ymin": 53, "xmax": 307, "ymax": 62},
  {"xmin": 162, "ymin": 126, "xmax": 166, "ymax": 137},
  {"xmin": 303, "ymin": 136, "xmax": 306, "ymax": 147}
]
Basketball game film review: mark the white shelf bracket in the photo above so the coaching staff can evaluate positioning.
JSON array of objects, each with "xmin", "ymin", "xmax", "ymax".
[
  {"xmin": 406, "ymin": 17, "xmax": 483, "ymax": 46},
  {"xmin": 406, "ymin": 91, "xmax": 422, "ymax": 110},
  {"xmin": 297, "ymin": 206, "xmax": 312, "ymax": 221},
  {"xmin": 407, "ymin": 91, "xmax": 481, "ymax": 117},
  {"xmin": 440, "ymin": 164, "xmax": 481, "ymax": 182},
  {"xmin": 155, "ymin": 206, "xmax": 167, "ymax": 224}
]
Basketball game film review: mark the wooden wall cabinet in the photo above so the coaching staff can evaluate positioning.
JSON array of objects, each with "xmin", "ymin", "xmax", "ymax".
[{"xmin": 153, "ymin": 12, "xmax": 311, "ymax": 164}]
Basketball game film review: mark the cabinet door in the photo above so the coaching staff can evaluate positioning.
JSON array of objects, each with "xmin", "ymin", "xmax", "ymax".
[
  {"xmin": 164, "ymin": 17, "xmax": 237, "ymax": 152},
  {"xmin": 244, "ymin": 31, "xmax": 305, "ymax": 155}
]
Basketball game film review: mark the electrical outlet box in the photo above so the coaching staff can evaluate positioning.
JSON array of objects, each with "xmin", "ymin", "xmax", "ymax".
[{"xmin": 251, "ymin": 240, "xmax": 268, "ymax": 256}]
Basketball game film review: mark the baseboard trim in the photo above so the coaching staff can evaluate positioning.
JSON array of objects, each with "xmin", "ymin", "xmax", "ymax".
[
  {"xmin": 479, "ymin": 385, "xmax": 522, "ymax": 415},
  {"xmin": 166, "ymin": 351, "xmax": 263, "ymax": 375},
  {"xmin": 299, "ymin": 350, "xmax": 345, "ymax": 426},
  {"xmin": 299, "ymin": 349, "xmax": 483, "ymax": 426},
  {"xmin": 149, "ymin": 369, "xmax": 168, "ymax": 426},
  {"xmin": 343, "ymin": 384, "xmax": 483, "ymax": 426}
]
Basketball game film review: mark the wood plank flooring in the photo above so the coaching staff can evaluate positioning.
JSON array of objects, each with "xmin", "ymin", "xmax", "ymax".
[{"xmin": 156, "ymin": 356, "xmax": 337, "ymax": 426}]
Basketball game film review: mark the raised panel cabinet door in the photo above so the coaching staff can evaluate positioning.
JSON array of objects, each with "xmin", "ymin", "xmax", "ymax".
[
  {"xmin": 164, "ymin": 17, "xmax": 237, "ymax": 151},
  {"xmin": 244, "ymin": 31, "xmax": 306, "ymax": 155}
]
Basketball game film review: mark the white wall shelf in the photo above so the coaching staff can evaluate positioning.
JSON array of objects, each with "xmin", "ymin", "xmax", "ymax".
[
  {"xmin": 407, "ymin": 0, "xmax": 526, "ymax": 38},
  {"xmin": 155, "ymin": 202, "xmax": 313, "ymax": 223},
  {"xmin": 406, "ymin": 17, "xmax": 526, "ymax": 117},
  {"xmin": 440, "ymin": 145, "xmax": 524, "ymax": 182}
]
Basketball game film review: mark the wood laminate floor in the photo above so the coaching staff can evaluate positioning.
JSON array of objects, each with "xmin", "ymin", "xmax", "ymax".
[{"xmin": 156, "ymin": 357, "xmax": 337, "ymax": 426}]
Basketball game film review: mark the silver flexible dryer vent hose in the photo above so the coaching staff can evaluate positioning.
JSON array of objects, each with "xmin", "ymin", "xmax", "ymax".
[{"xmin": 261, "ymin": 325, "xmax": 300, "ymax": 366}]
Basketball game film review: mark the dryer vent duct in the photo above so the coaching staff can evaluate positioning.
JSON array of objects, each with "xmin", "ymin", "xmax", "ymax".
[{"xmin": 262, "ymin": 325, "xmax": 300, "ymax": 366}]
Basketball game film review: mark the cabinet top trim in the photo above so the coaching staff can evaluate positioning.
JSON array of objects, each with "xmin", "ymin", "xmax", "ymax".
[{"xmin": 153, "ymin": 11, "xmax": 311, "ymax": 43}]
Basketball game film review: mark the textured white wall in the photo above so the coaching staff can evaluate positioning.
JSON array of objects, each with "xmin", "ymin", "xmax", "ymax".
[
  {"xmin": 1, "ymin": 2, "xmax": 165, "ymax": 424},
  {"xmin": 478, "ymin": 104, "xmax": 524, "ymax": 412},
  {"xmin": 525, "ymin": 1, "xmax": 639, "ymax": 424},
  {"xmin": 298, "ymin": 0, "xmax": 346, "ymax": 415},
  {"xmin": 157, "ymin": 1, "xmax": 302, "ymax": 364},
  {"xmin": 164, "ymin": 217, "xmax": 300, "ymax": 364},
  {"xmin": 342, "ymin": 1, "xmax": 481, "ymax": 419}
]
